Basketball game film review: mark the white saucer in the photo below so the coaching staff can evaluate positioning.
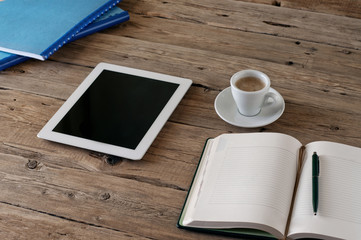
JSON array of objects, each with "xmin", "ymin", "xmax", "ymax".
[{"xmin": 214, "ymin": 87, "xmax": 285, "ymax": 128}]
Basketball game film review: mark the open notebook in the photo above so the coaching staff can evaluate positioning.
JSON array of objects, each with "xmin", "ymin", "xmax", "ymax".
[{"xmin": 178, "ymin": 133, "xmax": 361, "ymax": 240}]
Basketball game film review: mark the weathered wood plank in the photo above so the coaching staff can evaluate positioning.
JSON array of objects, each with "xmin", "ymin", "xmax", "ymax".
[
  {"xmin": 0, "ymin": 61, "xmax": 91, "ymax": 100},
  {"xmin": 120, "ymin": 0, "xmax": 361, "ymax": 49},
  {"xmin": 0, "ymin": 153, "xmax": 195, "ymax": 240},
  {"xmin": 99, "ymin": 14, "xmax": 361, "ymax": 78},
  {"xmin": 0, "ymin": 203, "xmax": 149, "ymax": 240},
  {"xmin": 280, "ymin": 0, "xmax": 361, "ymax": 19},
  {"xmin": 235, "ymin": 0, "xmax": 361, "ymax": 19}
]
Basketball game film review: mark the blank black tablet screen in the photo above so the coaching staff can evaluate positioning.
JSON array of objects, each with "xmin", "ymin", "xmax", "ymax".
[{"xmin": 53, "ymin": 70, "xmax": 179, "ymax": 149}]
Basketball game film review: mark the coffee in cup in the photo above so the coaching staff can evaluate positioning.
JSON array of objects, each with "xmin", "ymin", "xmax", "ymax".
[{"xmin": 234, "ymin": 76, "xmax": 266, "ymax": 92}]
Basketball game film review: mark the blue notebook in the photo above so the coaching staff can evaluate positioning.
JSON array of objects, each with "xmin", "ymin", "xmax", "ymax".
[
  {"xmin": 0, "ymin": 7, "xmax": 129, "ymax": 71},
  {"xmin": 0, "ymin": 0, "xmax": 121, "ymax": 60}
]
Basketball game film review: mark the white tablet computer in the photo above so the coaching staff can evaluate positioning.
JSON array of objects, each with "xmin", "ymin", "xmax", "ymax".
[{"xmin": 38, "ymin": 63, "xmax": 192, "ymax": 160}]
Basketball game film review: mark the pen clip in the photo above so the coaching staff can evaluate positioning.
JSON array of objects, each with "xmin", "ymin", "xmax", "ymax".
[
  {"xmin": 317, "ymin": 156, "xmax": 320, "ymax": 175},
  {"xmin": 312, "ymin": 152, "xmax": 320, "ymax": 176}
]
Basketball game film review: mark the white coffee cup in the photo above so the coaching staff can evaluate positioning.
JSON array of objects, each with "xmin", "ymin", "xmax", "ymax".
[{"xmin": 230, "ymin": 70, "xmax": 278, "ymax": 116}]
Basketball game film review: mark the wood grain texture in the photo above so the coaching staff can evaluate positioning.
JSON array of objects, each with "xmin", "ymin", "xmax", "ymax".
[
  {"xmin": 281, "ymin": 0, "xmax": 361, "ymax": 19},
  {"xmin": 229, "ymin": 0, "xmax": 361, "ymax": 19},
  {"xmin": 0, "ymin": 0, "xmax": 361, "ymax": 239}
]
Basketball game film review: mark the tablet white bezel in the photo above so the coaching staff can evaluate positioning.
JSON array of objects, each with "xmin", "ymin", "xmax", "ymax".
[{"xmin": 37, "ymin": 62, "xmax": 192, "ymax": 160}]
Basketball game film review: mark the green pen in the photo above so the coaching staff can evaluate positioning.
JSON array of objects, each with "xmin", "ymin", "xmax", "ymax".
[{"xmin": 312, "ymin": 152, "xmax": 320, "ymax": 215}]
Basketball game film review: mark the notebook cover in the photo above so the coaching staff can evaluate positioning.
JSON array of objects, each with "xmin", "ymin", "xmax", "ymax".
[
  {"xmin": 0, "ymin": 0, "xmax": 121, "ymax": 60},
  {"xmin": 0, "ymin": 7, "xmax": 129, "ymax": 71}
]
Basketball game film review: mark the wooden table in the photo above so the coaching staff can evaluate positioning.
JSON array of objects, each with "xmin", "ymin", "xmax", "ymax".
[{"xmin": 1, "ymin": 1, "xmax": 360, "ymax": 239}]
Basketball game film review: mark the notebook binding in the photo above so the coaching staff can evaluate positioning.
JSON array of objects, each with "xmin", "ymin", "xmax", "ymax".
[{"xmin": 42, "ymin": 0, "xmax": 120, "ymax": 60}]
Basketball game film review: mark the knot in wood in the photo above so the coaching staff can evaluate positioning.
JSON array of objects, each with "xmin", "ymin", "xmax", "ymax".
[
  {"xmin": 330, "ymin": 125, "xmax": 340, "ymax": 131},
  {"xmin": 341, "ymin": 49, "xmax": 352, "ymax": 55},
  {"xmin": 272, "ymin": 1, "xmax": 281, "ymax": 6},
  {"xmin": 26, "ymin": 160, "xmax": 38, "ymax": 169},
  {"xmin": 101, "ymin": 193, "xmax": 111, "ymax": 200},
  {"xmin": 67, "ymin": 192, "xmax": 75, "ymax": 199}
]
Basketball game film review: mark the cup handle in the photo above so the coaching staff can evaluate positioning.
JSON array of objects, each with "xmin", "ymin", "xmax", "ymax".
[{"xmin": 263, "ymin": 92, "xmax": 279, "ymax": 107}]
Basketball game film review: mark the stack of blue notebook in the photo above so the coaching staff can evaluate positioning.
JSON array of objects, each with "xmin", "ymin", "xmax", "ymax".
[{"xmin": 0, "ymin": 0, "xmax": 129, "ymax": 71}]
